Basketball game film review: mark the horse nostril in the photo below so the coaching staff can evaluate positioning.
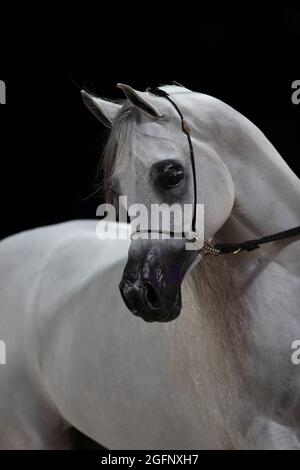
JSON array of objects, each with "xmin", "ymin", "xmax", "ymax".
[
  {"xmin": 144, "ymin": 283, "xmax": 161, "ymax": 310},
  {"xmin": 119, "ymin": 282, "xmax": 138, "ymax": 315}
]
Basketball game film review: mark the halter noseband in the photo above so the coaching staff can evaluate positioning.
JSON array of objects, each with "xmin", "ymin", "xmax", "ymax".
[{"xmin": 131, "ymin": 86, "xmax": 300, "ymax": 256}]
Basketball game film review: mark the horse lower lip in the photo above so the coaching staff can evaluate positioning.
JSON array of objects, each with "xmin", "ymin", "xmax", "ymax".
[
  {"xmin": 137, "ymin": 307, "xmax": 164, "ymax": 322},
  {"xmin": 141, "ymin": 306, "xmax": 181, "ymax": 323}
]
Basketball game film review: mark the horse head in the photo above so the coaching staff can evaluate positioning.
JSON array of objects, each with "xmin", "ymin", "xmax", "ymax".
[{"xmin": 82, "ymin": 83, "xmax": 235, "ymax": 322}]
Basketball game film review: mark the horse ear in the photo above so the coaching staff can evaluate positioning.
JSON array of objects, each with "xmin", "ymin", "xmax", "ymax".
[
  {"xmin": 81, "ymin": 90, "xmax": 121, "ymax": 128},
  {"xmin": 117, "ymin": 83, "xmax": 164, "ymax": 119}
]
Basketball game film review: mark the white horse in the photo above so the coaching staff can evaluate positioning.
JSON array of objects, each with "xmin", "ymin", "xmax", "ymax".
[{"xmin": 0, "ymin": 83, "xmax": 299, "ymax": 449}]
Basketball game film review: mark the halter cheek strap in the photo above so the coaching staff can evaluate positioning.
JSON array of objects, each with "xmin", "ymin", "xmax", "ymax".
[
  {"xmin": 147, "ymin": 87, "xmax": 198, "ymax": 235},
  {"xmin": 131, "ymin": 86, "xmax": 300, "ymax": 256}
]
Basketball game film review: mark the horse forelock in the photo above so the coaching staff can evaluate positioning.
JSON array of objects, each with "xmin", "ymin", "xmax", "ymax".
[
  {"xmin": 99, "ymin": 101, "xmax": 137, "ymax": 205},
  {"xmin": 100, "ymin": 83, "xmax": 193, "ymax": 204}
]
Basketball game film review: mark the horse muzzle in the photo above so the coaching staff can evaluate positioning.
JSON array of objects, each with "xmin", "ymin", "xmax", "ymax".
[
  {"xmin": 119, "ymin": 277, "xmax": 182, "ymax": 322},
  {"xmin": 119, "ymin": 238, "xmax": 198, "ymax": 322}
]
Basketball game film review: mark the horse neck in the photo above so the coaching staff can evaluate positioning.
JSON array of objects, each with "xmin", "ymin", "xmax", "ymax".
[
  {"xmin": 179, "ymin": 98, "xmax": 300, "ymax": 435},
  {"xmin": 209, "ymin": 100, "xmax": 300, "ymax": 243}
]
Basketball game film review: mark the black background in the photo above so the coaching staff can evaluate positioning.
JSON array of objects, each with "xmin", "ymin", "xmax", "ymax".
[{"xmin": 1, "ymin": 4, "xmax": 299, "ymax": 240}]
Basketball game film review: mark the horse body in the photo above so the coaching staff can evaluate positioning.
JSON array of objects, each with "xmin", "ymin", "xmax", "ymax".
[
  {"xmin": 0, "ymin": 220, "xmax": 243, "ymax": 449},
  {"xmin": 1, "ymin": 84, "xmax": 300, "ymax": 449},
  {"xmin": 0, "ymin": 219, "xmax": 299, "ymax": 449}
]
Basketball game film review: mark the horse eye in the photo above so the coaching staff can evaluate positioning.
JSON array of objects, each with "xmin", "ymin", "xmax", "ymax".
[{"xmin": 151, "ymin": 160, "xmax": 184, "ymax": 190}]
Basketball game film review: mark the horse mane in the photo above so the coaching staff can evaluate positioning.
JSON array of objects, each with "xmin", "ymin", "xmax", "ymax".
[{"xmin": 178, "ymin": 255, "xmax": 252, "ymax": 447}]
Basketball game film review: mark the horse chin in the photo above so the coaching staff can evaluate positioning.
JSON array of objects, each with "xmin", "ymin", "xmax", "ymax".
[
  {"xmin": 140, "ymin": 302, "xmax": 182, "ymax": 323},
  {"xmin": 135, "ymin": 304, "xmax": 182, "ymax": 323}
]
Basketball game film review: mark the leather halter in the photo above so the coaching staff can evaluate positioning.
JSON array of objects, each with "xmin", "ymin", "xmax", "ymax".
[{"xmin": 131, "ymin": 87, "xmax": 300, "ymax": 256}]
